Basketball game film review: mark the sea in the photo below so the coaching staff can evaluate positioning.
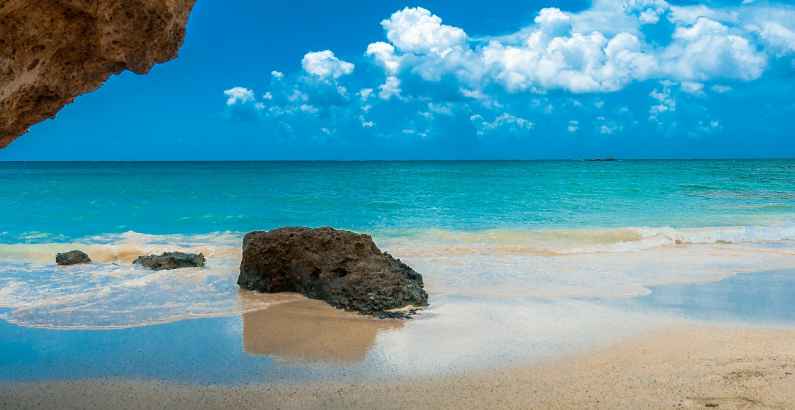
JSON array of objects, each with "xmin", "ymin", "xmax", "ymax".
[{"xmin": 1, "ymin": 160, "xmax": 795, "ymax": 383}]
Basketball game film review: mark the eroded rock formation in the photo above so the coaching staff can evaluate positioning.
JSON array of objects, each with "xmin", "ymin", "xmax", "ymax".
[
  {"xmin": 0, "ymin": 0, "xmax": 196, "ymax": 147},
  {"xmin": 238, "ymin": 227, "xmax": 429, "ymax": 319}
]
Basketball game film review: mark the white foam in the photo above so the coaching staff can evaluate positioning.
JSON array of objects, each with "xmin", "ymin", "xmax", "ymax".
[{"xmin": 0, "ymin": 226, "xmax": 794, "ymax": 329}]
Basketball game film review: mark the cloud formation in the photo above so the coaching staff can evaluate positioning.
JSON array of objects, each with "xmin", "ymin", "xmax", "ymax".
[
  {"xmin": 301, "ymin": 50, "xmax": 355, "ymax": 80},
  {"xmin": 221, "ymin": 1, "xmax": 795, "ymax": 158}
]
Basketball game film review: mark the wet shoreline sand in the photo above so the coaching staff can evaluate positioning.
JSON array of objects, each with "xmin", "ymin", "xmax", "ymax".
[{"xmin": 3, "ymin": 325, "xmax": 795, "ymax": 409}]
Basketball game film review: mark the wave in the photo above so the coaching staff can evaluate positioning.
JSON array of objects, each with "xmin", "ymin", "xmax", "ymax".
[
  {"xmin": 0, "ymin": 230, "xmax": 243, "ymax": 265},
  {"xmin": 379, "ymin": 224, "xmax": 795, "ymax": 257},
  {"xmin": 0, "ymin": 226, "xmax": 794, "ymax": 329}
]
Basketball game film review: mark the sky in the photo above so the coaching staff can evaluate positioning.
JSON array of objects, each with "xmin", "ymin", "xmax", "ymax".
[{"xmin": 2, "ymin": 0, "xmax": 795, "ymax": 160}]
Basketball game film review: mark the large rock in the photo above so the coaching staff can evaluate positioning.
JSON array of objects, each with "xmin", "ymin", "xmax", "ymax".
[
  {"xmin": 238, "ymin": 227, "xmax": 429, "ymax": 318},
  {"xmin": 133, "ymin": 251, "xmax": 205, "ymax": 270},
  {"xmin": 0, "ymin": 0, "xmax": 197, "ymax": 147},
  {"xmin": 56, "ymin": 249, "xmax": 91, "ymax": 265}
]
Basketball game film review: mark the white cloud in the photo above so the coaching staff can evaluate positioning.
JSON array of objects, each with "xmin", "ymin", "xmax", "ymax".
[
  {"xmin": 302, "ymin": 50, "xmax": 355, "ymax": 79},
  {"xmin": 474, "ymin": 113, "xmax": 535, "ymax": 136},
  {"xmin": 223, "ymin": 87, "xmax": 255, "ymax": 106},
  {"xmin": 680, "ymin": 81, "xmax": 704, "ymax": 95},
  {"xmin": 381, "ymin": 7, "xmax": 467, "ymax": 56},
  {"xmin": 299, "ymin": 104, "xmax": 319, "ymax": 114},
  {"xmin": 622, "ymin": 0, "xmax": 670, "ymax": 25},
  {"xmin": 367, "ymin": 42, "xmax": 402, "ymax": 74},
  {"xmin": 358, "ymin": 88, "xmax": 374, "ymax": 100},
  {"xmin": 482, "ymin": 29, "xmax": 655, "ymax": 93},
  {"xmin": 534, "ymin": 8, "xmax": 572, "ymax": 36},
  {"xmin": 362, "ymin": 4, "xmax": 785, "ymax": 96},
  {"xmin": 757, "ymin": 22, "xmax": 795, "ymax": 56},
  {"xmin": 271, "ymin": 70, "xmax": 284, "ymax": 79},
  {"xmin": 649, "ymin": 85, "xmax": 676, "ymax": 122},
  {"xmin": 661, "ymin": 18, "xmax": 766, "ymax": 81},
  {"xmin": 568, "ymin": 120, "xmax": 580, "ymax": 133},
  {"xmin": 378, "ymin": 75, "xmax": 402, "ymax": 100}
]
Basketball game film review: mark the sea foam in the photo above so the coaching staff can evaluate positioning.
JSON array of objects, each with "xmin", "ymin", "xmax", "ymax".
[{"xmin": 0, "ymin": 225, "xmax": 794, "ymax": 329}]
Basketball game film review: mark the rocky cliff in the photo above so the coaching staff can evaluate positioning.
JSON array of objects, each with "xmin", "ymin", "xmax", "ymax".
[{"xmin": 0, "ymin": 0, "xmax": 196, "ymax": 147}]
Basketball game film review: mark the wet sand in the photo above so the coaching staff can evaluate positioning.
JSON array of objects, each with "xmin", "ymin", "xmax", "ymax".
[
  {"xmin": 243, "ymin": 299, "xmax": 403, "ymax": 363},
  {"xmin": 3, "ymin": 325, "xmax": 795, "ymax": 409}
]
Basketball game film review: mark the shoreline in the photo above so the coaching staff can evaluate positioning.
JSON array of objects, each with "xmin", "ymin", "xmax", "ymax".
[{"xmin": 3, "ymin": 324, "xmax": 795, "ymax": 409}]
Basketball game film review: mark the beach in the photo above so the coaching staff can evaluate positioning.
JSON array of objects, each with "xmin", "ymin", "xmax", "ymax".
[
  {"xmin": 3, "ymin": 325, "xmax": 795, "ymax": 409},
  {"xmin": 1, "ymin": 161, "xmax": 795, "ymax": 408}
]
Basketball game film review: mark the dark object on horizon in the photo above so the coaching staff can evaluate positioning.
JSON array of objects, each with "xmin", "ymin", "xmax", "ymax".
[
  {"xmin": 133, "ymin": 252, "xmax": 206, "ymax": 270},
  {"xmin": 56, "ymin": 250, "xmax": 92, "ymax": 266},
  {"xmin": 585, "ymin": 157, "xmax": 618, "ymax": 162},
  {"xmin": 238, "ymin": 227, "xmax": 429, "ymax": 319}
]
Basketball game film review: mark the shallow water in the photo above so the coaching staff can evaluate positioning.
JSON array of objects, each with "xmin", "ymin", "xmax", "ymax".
[
  {"xmin": 0, "ymin": 295, "xmax": 672, "ymax": 384},
  {"xmin": 633, "ymin": 270, "xmax": 795, "ymax": 325}
]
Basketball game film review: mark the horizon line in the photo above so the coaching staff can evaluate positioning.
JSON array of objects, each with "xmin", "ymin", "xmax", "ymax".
[{"xmin": 1, "ymin": 157, "xmax": 795, "ymax": 163}]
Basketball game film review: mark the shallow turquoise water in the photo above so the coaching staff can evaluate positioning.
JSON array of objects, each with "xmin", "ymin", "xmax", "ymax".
[{"xmin": 2, "ymin": 160, "xmax": 794, "ymax": 242}]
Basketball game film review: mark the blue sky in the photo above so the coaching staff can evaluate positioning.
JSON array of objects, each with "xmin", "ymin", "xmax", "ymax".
[{"xmin": 2, "ymin": 0, "xmax": 795, "ymax": 160}]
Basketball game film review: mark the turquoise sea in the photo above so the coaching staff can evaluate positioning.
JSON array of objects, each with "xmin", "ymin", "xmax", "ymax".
[
  {"xmin": 2, "ymin": 160, "xmax": 795, "ymax": 240},
  {"xmin": 1, "ymin": 160, "xmax": 795, "ymax": 382}
]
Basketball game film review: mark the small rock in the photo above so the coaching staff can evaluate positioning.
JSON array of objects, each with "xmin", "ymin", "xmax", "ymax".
[
  {"xmin": 133, "ymin": 252, "xmax": 205, "ymax": 270},
  {"xmin": 56, "ymin": 250, "xmax": 92, "ymax": 266}
]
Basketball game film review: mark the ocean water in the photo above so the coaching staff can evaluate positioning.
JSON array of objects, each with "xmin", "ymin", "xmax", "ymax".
[
  {"xmin": 1, "ymin": 160, "xmax": 795, "ymax": 330},
  {"xmin": 1, "ymin": 160, "xmax": 795, "ymax": 382}
]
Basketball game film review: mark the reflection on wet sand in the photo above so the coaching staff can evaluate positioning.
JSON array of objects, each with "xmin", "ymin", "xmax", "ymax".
[{"xmin": 243, "ymin": 299, "xmax": 403, "ymax": 363}]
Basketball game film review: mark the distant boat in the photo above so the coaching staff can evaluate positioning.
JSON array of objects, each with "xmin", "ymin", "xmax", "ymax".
[{"xmin": 584, "ymin": 157, "xmax": 618, "ymax": 162}]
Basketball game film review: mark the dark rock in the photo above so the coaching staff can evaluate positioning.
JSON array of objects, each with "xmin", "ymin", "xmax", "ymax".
[
  {"xmin": 133, "ymin": 252, "xmax": 205, "ymax": 270},
  {"xmin": 56, "ymin": 250, "xmax": 91, "ymax": 265},
  {"xmin": 238, "ymin": 227, "xmax": 428, "ymax": 319}
]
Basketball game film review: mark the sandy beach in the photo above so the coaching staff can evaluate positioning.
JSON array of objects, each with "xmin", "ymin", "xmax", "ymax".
[{"xmin": 3, "ymin": 324, "xmax": 795, "ymax": 410}]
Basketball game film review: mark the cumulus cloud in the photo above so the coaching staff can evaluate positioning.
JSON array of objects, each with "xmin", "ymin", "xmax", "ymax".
[
  {"xmin": 534, "ymin": 8, "xmax": 573, "ymax": 36},
  {"xmin": 757, "ymin": 22, "xmax": 795, "ymax": 56},
  {"xmin": 221, "ymin": 1, "xmax": 795, "ymax": 153},
  {"xmin": 302, "ymin": 50, "xmax": 355, "ymax": 79},
  {"xmin": 224, "ymin": 87, "xmax": 255, "ymax": 106},
  {"xmin": 378, "ymin": 76, "xmax": 402, "ymax": 100},
  {"xmin": 381, "ymin": 7, "xmax": 467, "ymax": 56},
  {"xmin": 661, "ymin": 17, "xmax": 766, "ymax": 81},
  {"xmin": 366, "ymin": 42, "xmax": 402, "ymax": 74},
  {"xmin": 622, "ymin": 0, "xmax": 670, "ymax": 25},
  {"xmin": 363, "ymin": 3, "xmax": 780, "ymax": 95}
]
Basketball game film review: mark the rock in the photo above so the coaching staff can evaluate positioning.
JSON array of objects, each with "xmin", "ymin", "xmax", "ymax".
[
  {"xmin": 238, "ymin": 227, "xmax": 429, "ymax": 319},
  {"xmin": 0, "ymin": 0, "xmax": 197, "ymax": 147},
  {"xmin": 133, "ymin": 252, "xmax": 205, "ymax": 270},
  {"xmin": 56, "ymin": 250, "xmax": 91, "ymax": 265}
]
